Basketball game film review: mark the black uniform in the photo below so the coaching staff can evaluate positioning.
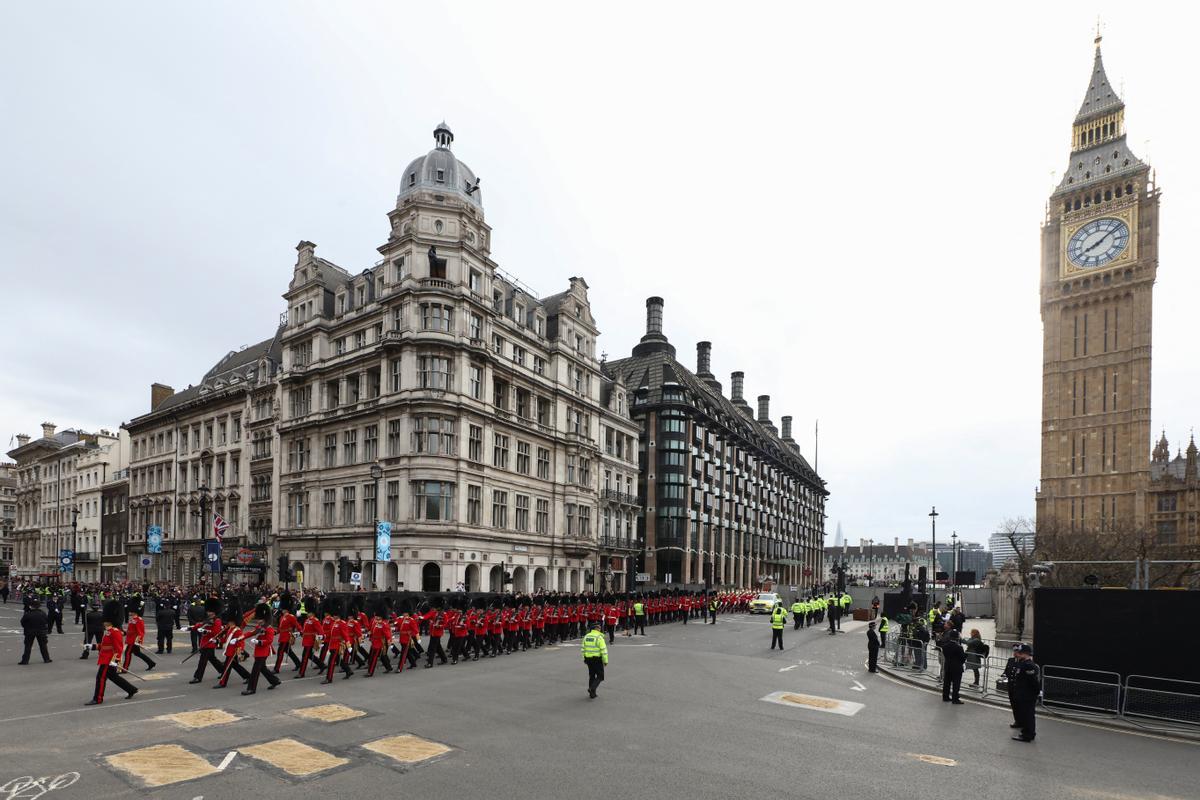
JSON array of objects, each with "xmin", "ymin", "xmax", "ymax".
[
  {"xmin": 1011, "ymin": 658, "xmax": 1042, "ymax": 741},
  {"xmin": 20, "ymin": 606, "xmax": 52, "ymax": 664},
  {"xmin": 45, "ymin": 596, "xmax": 64, "ymax": 634},
  {"xmin": 187, "ymin": 600, "xmax": 205, "ymax": 653},
  {"xmin": 155, "ymin": 603, "xmax": 176, "ymax": 653},
  {"xmin": 82, "ymin": 607, "xmax": 104, "ymax": 657},
  {"xmin": 941, "ymin": 637, "xmax": 967, "ymax": 702},
  {"xmin": 867, "ymin": 627, "xmax": 880, "ymax": 672}
]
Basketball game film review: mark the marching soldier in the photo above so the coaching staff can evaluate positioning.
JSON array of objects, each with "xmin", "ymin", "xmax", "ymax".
[
  {"xmin": 425, "ymin": 610, "xmax": 448, "ymax": 667},
  {"xmin": 86, "ymin": 600, "xmax": 138, "ymax": 705},
  {"xmin": 215, "ymin": 602, "xmax": 251, "ymax": 688},
  {"xmin": 294, "ymin": 605, "xmax": 326, "ymax": 678},
  {"xmin": 189, "ymin": 597, "xmax": 224, "ymax": 683},
  {"xmin": 365, "ymin": 600, "xmax": 394, "ymax": 676},
  {"xmin": 122, "ymin": 599, "xmax": 156, "ymax": 671},
  {"xmin": 321, "ymin": 600, "xmax": 354, "ymax": 683},
  {"xmin": 242, "ymin": 603, "xmax": 281, "ymax": 695},
  {"xmin": 274, "ymin": 595, "xmax": 302, "ymax": 673}
]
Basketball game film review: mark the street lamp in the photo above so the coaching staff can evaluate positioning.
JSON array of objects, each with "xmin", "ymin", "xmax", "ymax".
[
  {"xmin": 370, "ymin": 462, "xmax": 383, "ymax": 591},
  {"xmin": 950, "ymin": 531, "xmax": 958, "ymax": 594},
  {"xmin": 865, "ymin": 538, "xmax": 873, "ymax": 586},
  {"xmin": 196, "ymin": 484, "xmax": 210, "ymax": 586},
  {"xmin": 928, "ymin": 506, "xmax": 938, "ymax": 602}
]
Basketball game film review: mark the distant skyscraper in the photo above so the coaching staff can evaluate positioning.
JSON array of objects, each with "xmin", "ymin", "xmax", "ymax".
[{"xmin": 833, "ymin": 522, "xmax": 844, "ymax": 549}]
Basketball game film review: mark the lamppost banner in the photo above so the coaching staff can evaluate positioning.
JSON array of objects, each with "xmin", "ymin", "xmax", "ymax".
[
  {"xmin": 147, "ymin": 525, "xmax": 162, "ymax": 554},
  {"xmin": 205, "ymin": 540, "xmax": 222, "ymax": 574},
  {"xmin": 376, "ymin": 521, "xmax": 392, "ymax": 562},
  {"xmin": 59, "ymin": 549, "xmax": 74, "ymax": 573}
]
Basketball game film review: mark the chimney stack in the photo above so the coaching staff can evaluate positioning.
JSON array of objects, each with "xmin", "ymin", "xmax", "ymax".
[
  {"xmin": 632, "ymin": 296, "xmax": 675, "ymax": 357},
  {"xmin": 296, "ymin": 240, "xmax": 316, "ymax": 266},
  {"xmin": 645, "ymin": 296, "xmax": 664, "ymax": 336},
  {"xmin": 730, "ymin": 372, "xmax": 745, "ymax": 403},
  {"xmin": 151, "ymin": 383, "xmax": 175, "ymax": 411},
  {"xmin": 894, "ymin": 537, "xmax": 899, "ymax": 554},
  {"xmin": 696, "ymin": 341, "xmax": 712, "ymax": 376},
  {"xmin": 40, "ymin": 422, "xmax": 56, "ymax": 439},
  {"xmin": 16, "ymin": 433, "xmax": 30, "ymax": 447},
  {"xmin": 757, "ymin": 395, "xmax": 771, "ymax": 424},
  {"xmin": 781, "ymin": 416, "xmax": 793, "ymax": 440}
]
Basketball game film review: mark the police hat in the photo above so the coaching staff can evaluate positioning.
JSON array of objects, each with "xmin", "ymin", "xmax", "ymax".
[
  {"xmin": 1016, "ymin": 643, "xmax": 1033, "ymax": 654},
  {"xmin": 590, "ymin": 620, "xmax": 603, "ymax": 629}
]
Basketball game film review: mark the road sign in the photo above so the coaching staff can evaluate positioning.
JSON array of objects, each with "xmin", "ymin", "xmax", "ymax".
[
  {"xmin": 635, "ymin": 572, "xmax": 651, "ymax": 583},
  {"xmin": 140, "ymin": 555, "xmax": 152, "ymax": 569},
  {"xmin": 350, "ymin": 571, "xmax": 362, "ymax": 586},
  {"xmin": 59, "ymin": 549, "xmax": 74, "ymax": 573},
  {"xmin": 789, "ymin": 585, "xmax": 798, "ymax": 592}
]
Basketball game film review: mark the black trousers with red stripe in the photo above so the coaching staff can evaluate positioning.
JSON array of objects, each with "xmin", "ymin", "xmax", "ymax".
[
  {"xmin": 92, "ymin": 663, "xmax": 135, "ymax": 703},
  {"xmin": 297, "ymin": 645, "xmax": 325, "ymax": 677},
  {"xmin": 366, "ymin": 644, "xmax": 392, "ymax": 675},
  {"xmin": 274, "ymin": 642, "xmax": 301, "ymax": 672},
  {"xmin": 217, "ymin": 654, "xmax": 251, "ymax": 686},
  {"xmin": 122, "ymin": 643, "xmax": 156, "ymax": 671},
  {"xmin": 247, "ymin": 656, "xmax": 280, "ymax": 692},
  {"xmin": 192, "ymin": 647, "xmax": 223, "ymax": 681}
]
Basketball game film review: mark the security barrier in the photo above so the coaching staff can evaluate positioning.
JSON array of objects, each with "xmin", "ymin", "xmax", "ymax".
[
  {"xmin": 1040, "ymin": 666, "xmax": 1122, "ymax": 715},
  {"xmin": 1122, "ymin": 675, "xmax": 1200, "ymax": 726}
]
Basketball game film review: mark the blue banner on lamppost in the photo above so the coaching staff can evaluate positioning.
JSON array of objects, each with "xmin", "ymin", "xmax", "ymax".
[
  {"xmin": 147, "ymin": 525, "xmax": 163, "ymax": 554},
  {"xmin": 59, "ymin": 549, "xmax": 74, "ymax": 573},
  {"xmin": 204, "ymin": 540, "xmax": 222, "ymax": 574},
  {"xmin": 376, "ymin": 521, "xmax": 392, "ymax": 562}
]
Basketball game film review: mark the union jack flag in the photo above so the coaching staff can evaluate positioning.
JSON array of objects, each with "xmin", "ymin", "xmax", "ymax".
[{"xmin": 213, "ymin": 512, "xmax": 229, "ymax": 544}]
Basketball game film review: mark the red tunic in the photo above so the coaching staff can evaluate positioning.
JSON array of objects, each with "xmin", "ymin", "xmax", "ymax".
[
  {"xmin": 199, "ymin": 618, "xmax": 224, "ymax": 649},
  {"xmin": 251, "ymin": 625, "xmax": 275, "ymax": 659},
  {"xmin": 300, "ymin": 616, "xmax": 323, "ymax": 647},
  {"xmin": 369, "ymin": 619, "xmax": 392, "ymax": 647},
  {"xmin": 98, "ymin": 626, "xmax": 124, "ymax": 666}
]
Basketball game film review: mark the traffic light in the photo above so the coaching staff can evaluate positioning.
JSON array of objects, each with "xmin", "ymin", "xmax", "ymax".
[
  {"xmin": 278, "ymin": 555, "xmax": 291, "ymax": 582},
  {"xmin": 338, "ymin": 556, "xmax": 351, "ymax": 583}
]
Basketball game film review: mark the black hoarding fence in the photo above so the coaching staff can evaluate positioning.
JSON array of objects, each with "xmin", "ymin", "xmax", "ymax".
[{"xmin": 1033, "ymin": 588, "xmax": 1200, "ymax": 683}]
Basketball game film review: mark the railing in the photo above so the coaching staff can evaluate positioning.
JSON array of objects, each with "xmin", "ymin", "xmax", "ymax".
[
  {"xmin": 1041, "ymin": 666, "xmax": 1122, "ymax": 715},
  {"xmin": 1122, "ymin": 675, "xmax": 1200, "ymax": 726}
]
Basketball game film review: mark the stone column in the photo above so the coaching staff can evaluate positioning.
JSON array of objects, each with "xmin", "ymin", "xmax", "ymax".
[{"xmin": 991, "ymin": 562, "xmax": 1025, "ymax": 640}]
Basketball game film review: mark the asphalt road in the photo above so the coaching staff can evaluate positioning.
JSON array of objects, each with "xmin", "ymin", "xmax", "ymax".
[{"xmin": 0, "ymin": 601, "xmax": 1194, "ymax": 800}]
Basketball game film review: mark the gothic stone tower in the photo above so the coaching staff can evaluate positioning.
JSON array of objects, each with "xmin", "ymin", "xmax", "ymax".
[{"xmin": 1037, "ymin": 38, "xmax": 1158, "ymax": 534}]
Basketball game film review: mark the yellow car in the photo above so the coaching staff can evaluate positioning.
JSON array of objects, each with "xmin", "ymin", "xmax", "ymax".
[{"xmin": 749, "ymin": 592, "xmax": 781, "ymax": 614}]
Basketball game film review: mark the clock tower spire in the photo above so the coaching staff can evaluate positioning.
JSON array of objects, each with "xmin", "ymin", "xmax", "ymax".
[{"xmin": 1036, "ymin": 38, "xmax": 1157, "ymax": 536}]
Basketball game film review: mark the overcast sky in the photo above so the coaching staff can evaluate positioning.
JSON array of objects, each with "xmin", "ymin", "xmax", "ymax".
[{"xmin": 3, "ymin": 3, "xmax": 1196, "ymax": 548}]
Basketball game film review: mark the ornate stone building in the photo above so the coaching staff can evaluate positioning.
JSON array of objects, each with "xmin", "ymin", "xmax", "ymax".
[
  {"xmin": 73, "ymin": 430, "xmax": 129, "ymax": 582},
  {"xmin": 0, "ymin": 463, "xmax": 15, "ymax": 574},
  {"xmin": 607, "ymin": 299, "xmax": 827, "ymax": 590},
  {"xmin": 1037, "ymin": 38, "xmax": 1158, "ymax": 533},
  {"xmin": 275, "ymin": 123, "xmax": 635, "ymax": 592},
  {"xmin": 123, "ymin": 340, "xmax": 281, "ymax": 583}
]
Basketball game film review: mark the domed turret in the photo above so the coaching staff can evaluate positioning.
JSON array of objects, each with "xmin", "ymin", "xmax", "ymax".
[{"xmin": 397, "ymin": 121, "xmax": 482, "ymax": 210}]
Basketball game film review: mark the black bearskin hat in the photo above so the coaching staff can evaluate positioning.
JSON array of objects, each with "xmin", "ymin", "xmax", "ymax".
[
  {"xmin": 350, "ymin": 594, "xmax": 365, "ymax": 615},
  {"xmin": 204, "ymin": 596, "xmax": 223, "ymax": 615},
  {"xmin": 278, "ymin": 593, "xmax": 294, "ymax": 613},
  {"xmin": 380, "ymin": 596, "xmax": 395, "ymax": 617},
  {"xmin": 254, "ymin": 602, "xmax": 270, "ymax": 621},
  {"xmin": 323, "ymin": 596, "xmax": 344, "ymax": 618},
  {"xmin": 102, "ymin": 599, "xmax": 124, "ymax": 626},
  {"xmin": 125, "ymin": 597, "xmax": 143, "ymax": 616}
]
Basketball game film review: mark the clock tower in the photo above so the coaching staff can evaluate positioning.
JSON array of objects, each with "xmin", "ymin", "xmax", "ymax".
[{"xmin": 1037, "ymin": 37, "xmax": 1158, "ymax": 534}]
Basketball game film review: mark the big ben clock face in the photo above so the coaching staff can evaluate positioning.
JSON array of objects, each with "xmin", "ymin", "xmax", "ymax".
[{"xmin": 1067, "ymin": 217, "xmax": 1130, "ymax": 269}]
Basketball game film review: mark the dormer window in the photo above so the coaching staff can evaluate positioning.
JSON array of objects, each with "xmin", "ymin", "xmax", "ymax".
[
  {"xmin": 395, "ymin": 255, "xmax": 408, "ymax": 282},
  {"xmin": 337, "ymin": 294, "xmax": 347, "ymax": 314},
  {"xmin": 356, "ymin": 286, "xmax": 365, "ymax": 306},
  {"xmin": 575, "ymin": 303, "xmax": 582, "ymax": 318},
  {"xmin": 436, "ymin": 169, "xmax": 445, "ymax": 183},
  {"xmin": 408, "ymin": 172, "xmax": 416, "ymax": 187}
]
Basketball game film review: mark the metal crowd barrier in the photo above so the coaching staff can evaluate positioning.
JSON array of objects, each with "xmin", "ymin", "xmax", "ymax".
[
  {"xmin": 1122, "ymin": 675, "xmax": 1200, "ymax": 726},
  {"xmin": 1040, "ymin": 666, "xmax": 1122, "ymax": 715}
]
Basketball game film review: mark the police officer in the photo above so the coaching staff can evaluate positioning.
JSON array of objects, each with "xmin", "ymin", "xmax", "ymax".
[
  {"xmin": 632, "ymin": 598, "xmax": 647, "ymax": 635},
  {"xmin": 1010, "ymin": 644, "xmax": 1041, "ymax": 742},
  {"xmin": 19, "ymin": 597, "xmax": 52, "ymax": 664},
  {"xmin": 878, "ymin": 614, "xmax": 889, "ymax": 650},
  {"xmin": 940, "ymin": 629, "xmax": 966, "ymax": 704},
  {"xmin": 581, "ymin": 620, "xmax": 608, "ymax": 699},
  {"xmin": 46, "ymin": 593, "xmax": 64, "ymax": 634},
  {"xmin": 790, "ymin": 598, "xmax": 804, "ymax": 630},
  {"xmin": 81, "ymin": 602, "xmax": 104, "ymax": 659},
  {"xmin": 155, "ymin": 596, "xmax": 176, "ymax": 654},
  {"xmin": 827, "ymin": 596, "xmax": 840, "ymax": 635},
  {"xmin": 769, "ymin": 603, "xmax": 786, "ymax": 650},
  {"xmin": 866, "ymin": 621, "xmax": 879, "ymax": 673}
]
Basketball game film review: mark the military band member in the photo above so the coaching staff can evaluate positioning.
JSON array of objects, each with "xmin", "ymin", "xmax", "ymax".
[
  {"xmin": 321, "ymin": 601, "xmax": 354, "ymax": 683},
  {"xmin": 273, "ymin": 595, "xmax": 302, "ymax": 673},
  {"xmin": 215, "ymin": 602, "xmax": 252, "ymax": 688},
  {"xmin": 86, "ymin": 600, "xmax": 138, "ymax": 705},
  {"xmin": 295, "ymin": 607, "xmax": 326, "ymax": 678},
  {"xmin": 122, "ymin": 599, "xmax": 156, "ymax": 671},
  {"xmin": 243, "ymin": 603, "xmax": 281, "ymax": 695},
  {"xmin": 365, "ymin": 600, "xmax": 394, "ymax": 676},
  {"xmin": 189, "ymin": 597, "xmax": 224, "ymax": 683}
]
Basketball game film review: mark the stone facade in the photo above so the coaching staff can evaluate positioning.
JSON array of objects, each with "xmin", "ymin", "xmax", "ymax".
[
  {"xmin": 0, "ymin": 463, "xmax": 15, "ymax": 573},
  {"xmin": 123, "ymin": 342, "xmax": 281, "ymax": 584},
  {"xmin": 274, "ymin": 124, "xmax": 631, "ymax": 593},
  {"xmin": 1037, "ymin": 41, "xmax": 1157, "ymax": 533},
  {"xmin": 101, "ymin": 472, "xmax": 129, "ymax": 581},
  {"xmin": 72, "ymin": 430, "xmax": 129, "ymax": 582}
]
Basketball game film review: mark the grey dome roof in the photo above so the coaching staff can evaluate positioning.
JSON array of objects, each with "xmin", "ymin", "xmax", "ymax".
[{"xmin": 397, "ymin": 122, "xmax": 482, "ymax": 209}]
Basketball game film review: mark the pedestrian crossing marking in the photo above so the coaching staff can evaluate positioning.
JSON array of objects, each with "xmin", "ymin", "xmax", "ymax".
[
  {"xmin": 239, "ymin": 738, "xmax": 348, "ymax": 776},
  {"xmin": 760, "ymin": 691, "xmax": 864, "ymax": 717},
  {"xmin": 141, "ymin": 671, "xmax": 178, "ymax": 681},
  {"xmin": 290, "ymin": 704, "xmax": 366, "ymax": 723},
  {"xmin": 362, "ymin": 734, "xmax": 451, "ymax": 764},
  {"xmin": 908, "ymin": 753, "xmax": 957, "ymax": 766},
  {"xmin": 157, "ymin": 709, "xmax": 242, "ymax": 729},
  {"xmin": 105, "ymin": 744, "xmax": 220, "ymax": 787}
]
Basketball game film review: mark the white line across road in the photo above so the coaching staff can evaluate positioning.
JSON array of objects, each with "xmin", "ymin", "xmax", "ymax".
[
  {"xmin": 217, "ymin": 751, "xmax": 238, "ymax": 771},
  {"xmin": 778, "ymin": 665, "xmax": 799, "ymax": 672},
  {"xmin": 0, "ymin": 694, "xmax": 188, "ymax": 724},
  {"xmin": 851, "ymin": 680, "xmax": 866, "ymax": 692}
]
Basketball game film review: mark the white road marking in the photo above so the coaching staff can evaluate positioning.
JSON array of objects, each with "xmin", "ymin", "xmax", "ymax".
[
  {"xmin": 0, "ymin": 694, "xmax": 188, "ymax": 724},
  {"xmin": 851, "ymin": 680, "xmax": 866, "ymax": 692},
  {"xmin": 217, "ymin": 751, "xmax": 237, "ymax": 771},
  {"xmin": 761, "ymin": 691, "xmax": 865, "ymax": 717},
  {"xmin": 779, "ymin": 665, "xmax": 799, "ymax": 672}
]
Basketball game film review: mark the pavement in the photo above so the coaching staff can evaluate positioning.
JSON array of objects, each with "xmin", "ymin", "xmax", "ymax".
[{"xmin": 0, "ymin": 602, "xmax": 1196, "ymax": 800}]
